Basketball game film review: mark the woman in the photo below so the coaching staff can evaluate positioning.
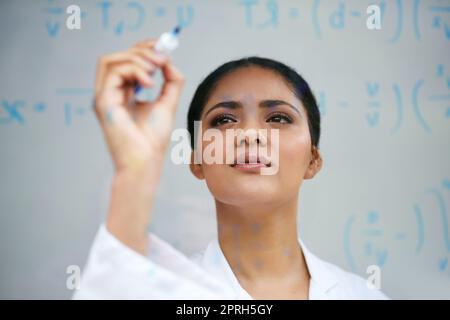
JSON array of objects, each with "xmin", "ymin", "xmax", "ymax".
[{"xmin": 75, "ymin": 39, "xmax": 388, "ymax": 299}]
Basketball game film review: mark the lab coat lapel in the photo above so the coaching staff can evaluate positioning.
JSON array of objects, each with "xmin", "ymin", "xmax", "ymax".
[
  {"xmin": 199, "ymin": 238, "xmax": 252, "ymax": 299},
  {"xmin": 299, "ymin": 239, "xmax": 339, "ymax": 299}
]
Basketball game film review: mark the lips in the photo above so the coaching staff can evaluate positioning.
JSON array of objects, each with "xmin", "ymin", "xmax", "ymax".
[{"xmin": 230, "ymin": 153, "xmax": 271, "ymax": 171}]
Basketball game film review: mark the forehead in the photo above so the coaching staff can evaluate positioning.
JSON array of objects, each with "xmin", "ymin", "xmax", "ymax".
[{"xmin": 207, "ymin": 66, "xmax": 299, "ymax": 103}]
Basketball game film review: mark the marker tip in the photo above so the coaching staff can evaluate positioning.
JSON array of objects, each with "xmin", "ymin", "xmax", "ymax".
[{"xmin": 173, "ymin": 26, "xmax": 181, "ymax": 35}]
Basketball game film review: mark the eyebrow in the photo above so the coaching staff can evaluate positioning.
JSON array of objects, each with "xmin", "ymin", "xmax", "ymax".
[{"xmin": 203, "ymin": 99, "xmax": 302, "ymax": 118}]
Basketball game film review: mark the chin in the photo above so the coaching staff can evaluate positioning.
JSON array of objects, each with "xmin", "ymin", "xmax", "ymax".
[{"xmin": 213, "ymin": 181, "xmax": 280, "ymax": 207}]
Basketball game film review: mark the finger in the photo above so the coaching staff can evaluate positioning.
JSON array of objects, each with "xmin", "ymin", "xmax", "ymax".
[
  {"xmin": 134, "ymin": 39, "xmax": 157, "ymax": 49},
  {"xmin": 96, "ymin": 46, "xmax": 167, "ymax": 96},
  {"xmin": 104, "ymin": 63, "xmax": 155, "ymax": 91},
  {"xmin": 94, "ymin": 64, "xmax": 154, "ymax": 120},
  {"xmin": 153, "ymin": 61, "xmax": 185, "ymax": 113},
  {"xmin": 98, "ymin": 50, "xmax": 155, "ymax": 83},
  {"xmin": 94, "ymin": 49, "xmax": 156, "ymax": 126},
  {"xmin": 100, "ymin": 51, "xmax": 156, "ymax": 84},
  {"xmin": 116, "ymin": 64, "xmax": 155, "ymax": 88},
  {"xmin": 126, "ymin": 52, "xmax": 156, "ymax": 72},
  {"xmin": 104, "ymin": 51, "xmax": 155, "ymax": 73},
  {"xmin": 130, "ymin": 47, "xmax": 167, "ymax": 68},
  {"xmin": 96, "ymin": 52, "xmax": 133, "ymax": 89},
  {"xmin": 95, "ymin": 54, "xmax": 111, "ymax": 94}
]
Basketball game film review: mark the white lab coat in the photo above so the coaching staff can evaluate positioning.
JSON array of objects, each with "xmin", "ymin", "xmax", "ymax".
[{"xmin": 73, "ymin": 224, "xmax": 388, "ymax": 299}]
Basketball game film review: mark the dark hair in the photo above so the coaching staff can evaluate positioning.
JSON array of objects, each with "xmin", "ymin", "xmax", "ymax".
[{"xmin": 187, "ymin": 56, "xmax": 321, "ymax": 150}]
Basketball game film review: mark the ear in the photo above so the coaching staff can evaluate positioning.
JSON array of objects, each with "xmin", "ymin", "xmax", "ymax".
[
  {"xmin": 304, "ymin": 146, "xmax": 323, "ymax": 180},
  {"xmin": 189, "ymin": 151, "xmax": 205, "ymax": 180}
]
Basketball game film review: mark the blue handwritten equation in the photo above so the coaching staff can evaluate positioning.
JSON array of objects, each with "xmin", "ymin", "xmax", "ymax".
[
  {"xmin": 0, "ymin": 87, "xmax": 160, "ymax": 127},
  {"xmin": 0, "ymin": 88, "xmax": 93, "ymax": 127},
  {"xmin": 42, "ymin": 0, "xmax": 194, "ymax": 37},
  {"xmin": 239, "ymin": 0, "xmax": 404, "ymax": 40},
  {"xmin": 40, "ymin": 0, "xmax": 450, "ymax": 41},
  {"xmin": 238, "ymin": 0, "xmax": 450, "ymax": 42},
  {"xmin": 343, "ymin": 179, "xmax": 450, "ymax": 276},
  {"xmin": 317, "ymin": 64, "xmax": 450, "ymax": 134}
]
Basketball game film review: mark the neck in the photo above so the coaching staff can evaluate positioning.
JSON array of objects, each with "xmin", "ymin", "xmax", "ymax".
[{"xmin": 215, "ymin": 197, "xmax": 310, "ymax": 294}]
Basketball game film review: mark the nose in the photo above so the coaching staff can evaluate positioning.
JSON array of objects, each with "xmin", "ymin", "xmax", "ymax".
[{"xmin": 236, "ymin": 127, "xmax": 268, "ymax": 147}]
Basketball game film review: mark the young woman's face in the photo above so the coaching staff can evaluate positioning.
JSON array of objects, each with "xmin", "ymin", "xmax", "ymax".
[{"xmin": 190, "ymin": 66, "xmax": 321, "ymax": 208}]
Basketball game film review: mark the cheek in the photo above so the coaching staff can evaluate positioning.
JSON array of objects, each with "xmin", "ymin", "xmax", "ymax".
[
  {"xmin": 278, "ymin": 129, "xmax": 312, "ymax": 176},
  {"xmin": 201, "ymin": 164, "xmax": 241, "ymax": 202}
]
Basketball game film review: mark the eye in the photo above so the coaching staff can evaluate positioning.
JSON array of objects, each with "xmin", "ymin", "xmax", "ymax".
[
  {"xmin": 210, "ymin": 114, "xmax": 237, "ymax": 127},
  {"xmin": 267, "ymin": 113, "xmax": 293, "ymax": 124}
]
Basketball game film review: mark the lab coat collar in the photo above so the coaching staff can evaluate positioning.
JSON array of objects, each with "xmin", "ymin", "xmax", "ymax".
[
  {"xmin": 299, "ymin": 239, "xmax": 339, "ymax": 297},
  {"xmin": 198, "ymin": 237, "xmax": 339, "ymax": 299}
]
